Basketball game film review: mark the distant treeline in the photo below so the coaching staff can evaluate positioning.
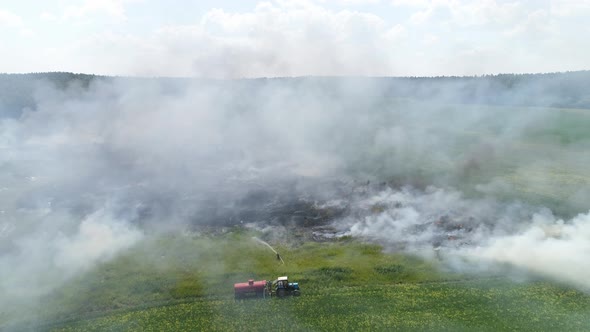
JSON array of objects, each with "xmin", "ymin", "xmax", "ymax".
[
  {"xmin": 383, "ymin": 71, "xmax": 590, "ymax": 109},
  {"xmin": 0, "ymin": 72, "xmax": 105, "ymax": 118},
  {"xmin": 1, "ymin": 71, "xmax": 589, "ymax": 118}
]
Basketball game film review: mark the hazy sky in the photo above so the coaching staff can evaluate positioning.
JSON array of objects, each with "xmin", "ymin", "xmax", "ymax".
[{"xmin": 1, "ymin": 0, "xmax": 589, "ymax": 77}]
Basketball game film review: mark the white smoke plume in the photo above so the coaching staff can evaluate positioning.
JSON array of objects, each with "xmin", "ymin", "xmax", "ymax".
[
  {"xmin": 337, "ymin": 186, "xmax": 590, "ymax": 291},
  {"xmin": 1, "ymin": 73, "xmax": 590, "ymax": 313},
  {"xmin": 0, "ymin": 207, "xmax": 142, "ymax": 309},
  {"xmin": 338, "ymin": 186, "xmax": 532, "ymax": 249},
  {"xmin": 464, "ymin": 211, "xmax": 590, "ymax": 291}
]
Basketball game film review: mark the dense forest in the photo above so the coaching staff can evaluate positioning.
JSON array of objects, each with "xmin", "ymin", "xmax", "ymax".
[{"xmin": 1, "ymin": 71, "xmax": 589, "ymax": 118}]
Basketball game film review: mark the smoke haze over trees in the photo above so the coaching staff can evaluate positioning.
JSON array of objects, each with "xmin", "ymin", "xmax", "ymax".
[
  {"xmin": 2, "ymin": 71, "xmax": 590, "ymax": 119},
  {"xmin": 1, "ymin": 71, "xmax": 590, "ymax": 315}
]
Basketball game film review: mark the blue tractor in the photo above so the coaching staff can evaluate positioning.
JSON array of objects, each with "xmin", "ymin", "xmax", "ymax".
[{"xmin": 272, "ymin": 276, "xmax": 300, "ymax": 298}]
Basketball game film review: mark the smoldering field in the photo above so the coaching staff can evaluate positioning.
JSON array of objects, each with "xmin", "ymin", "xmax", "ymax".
[{"xmin": 1, "ymin": 74, "xmax": 590, "ymax": 316}]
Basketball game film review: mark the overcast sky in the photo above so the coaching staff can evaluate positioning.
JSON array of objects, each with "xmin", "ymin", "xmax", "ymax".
[{"xmin": 1, "ymin": 0, "xmax": 589, "ymax": 77}]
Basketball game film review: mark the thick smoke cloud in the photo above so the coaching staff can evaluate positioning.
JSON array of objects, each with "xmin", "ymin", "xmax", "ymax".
[
  {"xmin": 337, "ymin": 186, "xmax": 590, "ymax": 290},
  {"xmin": 1, "ymin": 74, "xmax": 590, "ymax": 314},
  {"xmin": 465, "ymin": 211, "xmax": 590, "ymax": 291},
  {"xmin": 1, "ymin": 208, "xmax": 141, "ymax": 308},
  {"xmin": 339, "ymin": 186, "xmax": 533, "ymax": 248}
]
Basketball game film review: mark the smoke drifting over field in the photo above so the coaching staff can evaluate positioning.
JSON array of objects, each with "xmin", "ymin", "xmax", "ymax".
[
  {"xmin": 1, "ymin": 73, "xmax": 590, "ymax": 313},
  {"xmin": 338, "ymin": 186, "xmax": 590, "ymax": 291}
]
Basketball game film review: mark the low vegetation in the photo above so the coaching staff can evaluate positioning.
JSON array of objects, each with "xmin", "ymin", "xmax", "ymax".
[
  {"xmin": 53, "ymin": 280, "xmax": 590, "ymax": 332},
  {"xmin": 5, "ymin": 231, "xmax": 589, "ymax": 331}
]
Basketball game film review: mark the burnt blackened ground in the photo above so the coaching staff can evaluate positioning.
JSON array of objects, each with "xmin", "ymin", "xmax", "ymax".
[{"xmin": 179, "ymin": 179, "xmax": 505, "ymax": 253}]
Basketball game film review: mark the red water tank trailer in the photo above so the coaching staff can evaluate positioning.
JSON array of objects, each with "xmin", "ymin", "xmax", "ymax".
[{"xmin": 234, "ymin": 279, "xmax": 268, "ymax": 299}]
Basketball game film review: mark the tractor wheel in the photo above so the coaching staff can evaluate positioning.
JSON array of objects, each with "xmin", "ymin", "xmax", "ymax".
[{"xmin": 277, "ymin": 289, "xmax": 286, "ymax": 298}]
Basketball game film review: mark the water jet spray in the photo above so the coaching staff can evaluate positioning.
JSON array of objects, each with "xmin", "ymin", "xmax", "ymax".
[{"xmin": 253, "ymin": 237, "xmax": 285, "ymax": 264}]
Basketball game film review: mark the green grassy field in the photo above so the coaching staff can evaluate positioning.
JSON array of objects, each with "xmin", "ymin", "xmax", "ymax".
[
  {"xmin": 5, "ymin": 231, "xmax": 589, "ymax": 331},
  {"xmin": 51, "ymin": 280, "xmax": 590, "ymax": 332}
]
